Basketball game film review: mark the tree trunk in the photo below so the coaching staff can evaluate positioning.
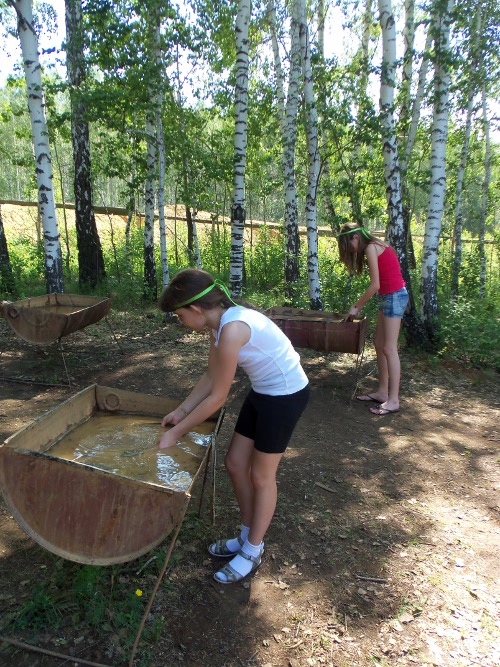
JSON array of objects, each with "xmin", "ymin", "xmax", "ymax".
[
  {"xmin": 452, "ymin": 85, "xmax": 476, "ymax": 299},
  {"xmin": 316, "ymin": 1, "xmax": 338, "ymax": 235},
  {"xmin": 154, "ymin": 24, "xmax": 169, "ymax": 290},
  {"xmin": 379, "ymin": 0, "xmax": 429, "ymax": 348},
  {"xmin": 143, "ymin": 109, "xmax": 157, "ymax": 300},
  {"xmin": 420, "ymin": 0, "xmax": 455, "ymax": 338},
  {"xmin": 157, "ymin": 99, "xmax": 170, "ymax": 288},
  {"xmin": 0, "ymin": 206, "xmax": 16, "ymax": 295},
  {"xmin": 229, "ymin": 0, "xmax": 251, "ymax": 297},
  {"xmin": 401, "ymin": 24, "xmax": 433, "ymax": 174},
  {"xmin": 479, "ymin": 85, "xmax": 491, "ymax": 299},
  {"xmin": 399, "ymin": 0, "xmax": 415, "ymax": 141},
  {"xmin": 14, "ymin": 0, "xmax": 64, "ymax": 294},
  {"xmin": 297, "ymin": 0, "xmax": 322, "ymax": 310},
  {"xmin": 65, "ymin": 0, "xmax": 105, "ymax": 289},
  {"xmin": 268, "ymin": 0, "xmax": 301, "ymax": 303}
]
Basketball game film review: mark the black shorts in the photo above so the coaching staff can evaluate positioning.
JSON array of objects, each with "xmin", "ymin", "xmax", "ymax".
[{"xmin": 234, "ymin": 385, "xmax": 310, "ymax": 454}]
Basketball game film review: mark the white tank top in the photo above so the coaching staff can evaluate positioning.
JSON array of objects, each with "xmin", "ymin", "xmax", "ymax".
[{"xmin": 213, "ymin": 307, "xmax": 308, "ymax": 396}]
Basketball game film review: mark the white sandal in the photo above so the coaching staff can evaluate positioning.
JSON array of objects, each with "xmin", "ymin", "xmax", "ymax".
[
  {"xmin": 213, "ymin": 550, "xmax": 262, "ymax": 584},
  {"xmin": 208, "ymin": 536, "xmax": 244, "ymax": 558}
]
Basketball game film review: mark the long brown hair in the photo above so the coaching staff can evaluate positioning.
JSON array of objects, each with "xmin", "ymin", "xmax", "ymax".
[
  {"xmin": 337, "ymin": 223, "xmax": 380, "ymax": 275},
  {"xmin": 159, "ymin": 269, "xmax": 235, "ymax": 312}
]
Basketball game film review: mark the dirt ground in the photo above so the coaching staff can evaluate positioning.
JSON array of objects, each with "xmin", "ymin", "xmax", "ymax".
[{"xmin": 0, "ymin": 309, "xmax": 499, "ymax": 667}]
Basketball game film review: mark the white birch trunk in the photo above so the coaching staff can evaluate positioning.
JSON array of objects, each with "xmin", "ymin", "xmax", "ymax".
[
  {"xmin": 317, "ymin": 0, "xmax": 325, "ymax": 55},
  {"xmin": 360, "ymin": 0, "xmax": 373, "ymax": 98},
  {"xmin": 399, "ymin": 0, "xmax": 415, "ymax": 138},
  {"xmin": 229, "ymin": 0, "xmax": 251, "ymax": 297},
  {"xmin": 451, "ymin": 95, "xmax": 473, "ymax": 300},
  {"xmin": 378, "ymin": 0, "xmax": 405, "ymax": 245},
  {"xmin": 452, "ymin": 8, "xmax": 482, "ymax": 300},
  {"xmin": 154, "ymin": 24, "xmax": 169, "ymax": 289},
  {"xmin": 297, "ymin": 0, "xmax": 322, "ymax": 309},
  {"xmin": 420, "ymin": 0, "xmax": 455, "ymax": 326},
  {"xmin": 174, "ymin": 45, "xmax": 201, "ymax": 270},
  {"xmin": 191, "ymin": 205, "xmax": 202, "ymax": 269},
  {"xmin": 268, "ymin": 0, "xmax": 301, "ymax": 297},
  {"xmin": 157, "ymin": 100, "xmax": 169, "ymax": 287},
  {"xmin": 15, "ymin": 0, "xmax": 63, "ymax": 293},
  {"xmin": 479, "ymin": 86, "xmax": 490, "ymax": 298},
  {"xmin": 401, "ymin": 24, "xmax": 433, "ymax": 175},
  {"xmin": 143, "ymin": 108, "xmax": 157, "ymax": 298}
]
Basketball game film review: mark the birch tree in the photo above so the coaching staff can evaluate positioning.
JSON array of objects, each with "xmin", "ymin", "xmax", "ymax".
[
  {"xmin": 479, "ymin": 86, "xmax": 491, "ymax": 298},
  {"xmin": 157, "ymin": 99, "xmax": 170, "ymax": 287},
  {"xmin": 297, "ymin": 0, "xmax": 322, "ymax": 309},
  {"xmin": 11, "ymin": 0, "xmax": 64, "ymax": 293},
  {"xmin": 378, "ymin": 0, "xmax": 430, "ymax": 348},
  {"xmin": 420, "ymin": 0, "xmax": 455, "ymax": 335},
  {"xmin": 267, "ymin": 0, "xmax": 301, "ymax": 302},
  {"xmin": 65, "ymin": 0, "xmax": 106, "ymax": 289},
  {"xmin": 142, "ymin": 6, "xmax": 161, "ymax": 301},
  {"xmin": 143, "ymin": 103, "xmax": 157, "ymax": 300},
  {"xmin": 315, "ymin": 0, "xmax": 338, "ymax": 233},
  {"xmin": 378, "ymin": 0, "xmax": 405, "ymax": 242},
  {"xmin": 229, "ymin": 0, "xmax": 251, "ymax": 297},
  {"xmin": 451, "ymin": 6, "xmax": 482, "ymax": 300},
  {"xmin": 0, "ymin": 206, "xmax": 16, "ymax": 295}
]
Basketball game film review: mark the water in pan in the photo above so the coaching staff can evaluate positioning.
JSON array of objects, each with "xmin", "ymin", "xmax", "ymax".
[{"xmin": 47, "ymin": 414, "xmax": 213, "ymax": 491}]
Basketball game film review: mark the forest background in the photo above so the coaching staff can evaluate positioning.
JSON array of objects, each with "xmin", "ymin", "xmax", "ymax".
[{"xmin": 0, "ymin": 0, "xmax": 499, "ymax": 370}]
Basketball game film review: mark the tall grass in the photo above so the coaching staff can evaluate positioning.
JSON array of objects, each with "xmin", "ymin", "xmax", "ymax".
[{"xmin": 3, "ymin": 220, "xmax": 499, "ymax": 369}]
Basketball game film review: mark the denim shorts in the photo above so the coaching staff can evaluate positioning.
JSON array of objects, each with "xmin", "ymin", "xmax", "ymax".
[{"xmin": 378, "ymin": 287, "xmax": 409, "ymax": 318}]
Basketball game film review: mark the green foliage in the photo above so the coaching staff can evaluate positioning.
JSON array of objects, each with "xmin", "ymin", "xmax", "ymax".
[
  {"xmin": 4, "ymin": 212, "xmax": 500, "ymax": 369},
  {"xmin": 4, "ymin": 555, "xmax": 160, "ymax": 660},
  {"xmin": 438, "ymin": 296, "xmax": 500, "ymax": 370}
]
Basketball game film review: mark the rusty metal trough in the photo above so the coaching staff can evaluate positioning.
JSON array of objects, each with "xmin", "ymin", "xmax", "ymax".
[
  {"xmin": 266, "ymin": 306, "xmax": 368, "ymax": 354},
  {"xmin": 1, "ymin": 293, "xmax": 112, "ymax": 345},
  {"xmin": 0, "ymin": 384, "xmax": 224, "ymax": 665},
  {"xmin": 0, "ymin": 384, "xmax": 223, "ymax": 566},
  {"xmin": 1, "ymin": 293, "xmax": 123, "ymax": 387}
]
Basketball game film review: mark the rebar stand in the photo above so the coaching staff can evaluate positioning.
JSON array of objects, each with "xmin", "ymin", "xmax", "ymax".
[
  {"xmin": 56, "ymin": 317, "xmax": 125, "ymax": 389},
  {"xmin": 104, "ymin": 316, "xmax": 125, "ymax": 354},
  {"xmin": 350, "ymin": 343, "xmax": 367, "ymax": 401}
]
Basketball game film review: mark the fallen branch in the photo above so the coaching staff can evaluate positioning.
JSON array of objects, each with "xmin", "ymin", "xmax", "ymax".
[
  {"xmin": 355, "ymin": 575, "xmax": 387, "ymax": 583},
  {"xmin": 315, "ymin": 482, "xmax": 338, "ymax": 494}
]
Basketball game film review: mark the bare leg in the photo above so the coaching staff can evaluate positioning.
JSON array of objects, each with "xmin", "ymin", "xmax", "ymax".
[
  {"xmin": 224, "ymin": 433, "xmax": 284, "ymax": 542},
  {"xmin": 224, "ymin": 432, "xmax": 255, "ymax": 527},
  {"xmin": 375, "ymin": 314, "xmax": 403, "ymax": 412},
  {"xmin": 215, "ymin": 443, "xmax": 284, "ymax": 582},
  {"xmin": 247, "ymin": 450, "xmax": 283, "ymax": 546},
  {"xmin": 368, "ymin": 311, "xmax": 389, "ymax": 403}
]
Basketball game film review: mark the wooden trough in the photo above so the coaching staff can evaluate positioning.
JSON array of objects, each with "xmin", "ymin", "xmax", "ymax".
[
  {"xmin": 266, "ymin": 306, "xmax": 368, "ymax": 355},
  {"xmin": 1, "ymin": 293, "xmax": 111, "ymax": 345},
  {"xmin": 0, "ymin": 384, "xmax": 224, "ymax": 566}
]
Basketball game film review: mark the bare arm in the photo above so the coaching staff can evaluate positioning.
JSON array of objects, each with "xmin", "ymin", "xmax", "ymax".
[
  {"xmin": 347, "ymin": 244, "xmax": 380, "ymax": 318},
  {"xmin": 158, "ymin": 321, "xmax": 250, "ymax": 449},
  {"xmin": 161, "ymin": 370, "xmax": 213, "ymax": 427}
]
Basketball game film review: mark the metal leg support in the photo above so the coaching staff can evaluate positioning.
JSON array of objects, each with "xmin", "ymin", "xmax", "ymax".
[
  {"xmin": 105, "ymin": 317, "xmax": 125, "ymax": 354},
  {"xmin": 128, "ymin": 496, "xmax": 190, "ymax": 667}
]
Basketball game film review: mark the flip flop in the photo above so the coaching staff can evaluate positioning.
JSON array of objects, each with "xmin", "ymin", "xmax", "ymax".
[
  {"xmin": 370, "ymin": 406, "xmax": 400, "ymax": 416},
  {"xmin": 356, "ymin": 394, "xmax": 382, "ymax": 403}
]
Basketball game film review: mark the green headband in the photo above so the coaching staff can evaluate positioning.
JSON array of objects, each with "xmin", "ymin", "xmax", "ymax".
[
  {"xmin": 337, "ymin": 226, "xmax": 371, "ymax": 239},
  {"xmin": 173, "ymin": 279, "xmax": 239, "ymax": 309}
]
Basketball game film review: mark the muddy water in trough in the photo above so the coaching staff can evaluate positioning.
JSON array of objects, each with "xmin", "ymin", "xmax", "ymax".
[{"xmin": 47, "ymin": 414, "xmax": 213, "ymax": 491}]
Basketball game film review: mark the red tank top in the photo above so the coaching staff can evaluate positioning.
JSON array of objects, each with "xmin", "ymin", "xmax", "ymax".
[{"xmin": 376, "ymin": 246, "xmax": 405, "ymax": 294}]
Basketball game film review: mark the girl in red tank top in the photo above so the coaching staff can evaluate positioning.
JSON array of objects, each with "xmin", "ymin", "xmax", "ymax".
[{"xmin": 337, "ymin": 223, "xmax": 408, "ymax": 416}]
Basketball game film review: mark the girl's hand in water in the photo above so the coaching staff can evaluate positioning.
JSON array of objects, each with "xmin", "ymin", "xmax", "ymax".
[
  {"xmin": 161, "ymin": 407, "xmax": 186, "ymax": 427},
  {"xmin": 157, "ymin": 430, "xmax": 178, "ymax": 449}
]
